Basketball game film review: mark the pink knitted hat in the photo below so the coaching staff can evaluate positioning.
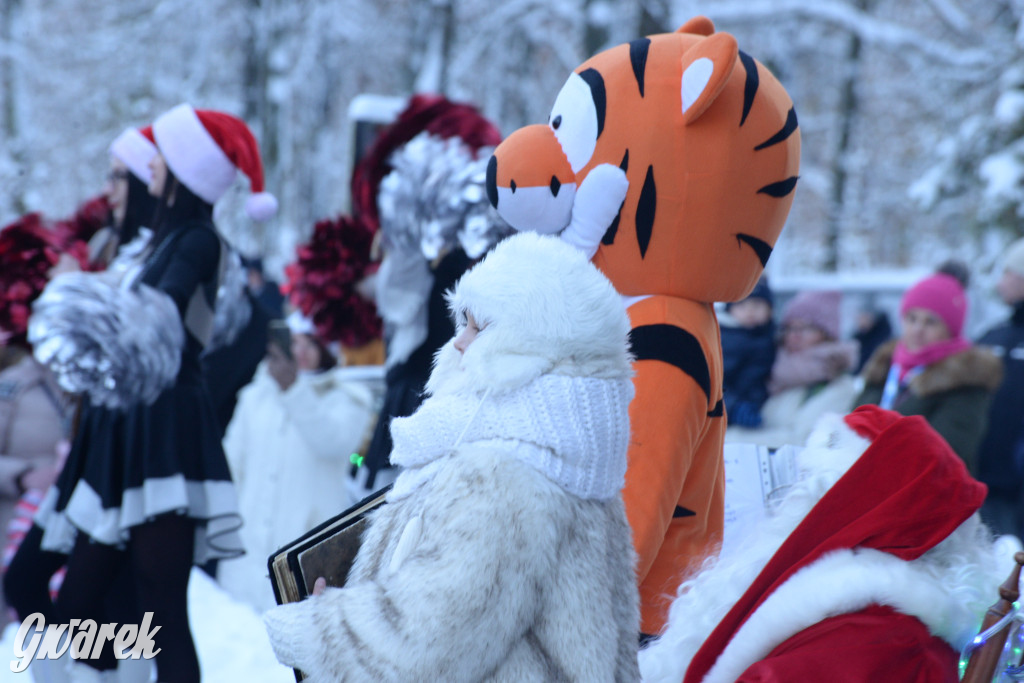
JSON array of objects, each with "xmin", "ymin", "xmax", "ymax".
[
  {"xmin": 781, "ymin": 290, "xmax": 842, "ymax": 340},
  {"xmin": 900, "ymin": 273, "xmax": 967, "ymax": 338}
]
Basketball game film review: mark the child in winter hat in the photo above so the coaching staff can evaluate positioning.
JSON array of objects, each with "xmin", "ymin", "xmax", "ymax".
[
  {"xmin": 769, "ymin": 290, "xmax": 857, "ymax": 395},
  {"xmin": 152, "ymin": 103, "xmax": 277, "ymax": 220},
  {"xmin": 721, "ymin": 276, "xmax": 776, "ymax": 427},
  {"xmin": 780, "ymin": 290, "xmax": 842, "ymax": 341}
]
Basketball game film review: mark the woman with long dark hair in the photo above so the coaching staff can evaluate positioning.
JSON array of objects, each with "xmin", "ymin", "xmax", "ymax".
[
  {"xmin": 84, "ymin": 126, "xmax": 161, "ymax": 269},
  {"xmin": 3, "ymin": 124, "xmax": 163, "ymax": 683},
  {"xmin": 19, "ymin": 104, "xmax": 275, "ymax": 682}
]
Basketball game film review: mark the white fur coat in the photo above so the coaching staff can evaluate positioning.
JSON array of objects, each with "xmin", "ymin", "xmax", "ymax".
[
  {"xmin": 219, "ymin": 362, "xmax": 380, "ymax": 612},
  {"xmin": 264, "ymin": 233, "xmax": 641, "ymax": 682}
]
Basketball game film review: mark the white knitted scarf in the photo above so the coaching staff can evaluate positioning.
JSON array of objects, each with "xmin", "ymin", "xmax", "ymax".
[{"xmin": 388, "ymin": 373, "xmax": 633, "ymax": 502}]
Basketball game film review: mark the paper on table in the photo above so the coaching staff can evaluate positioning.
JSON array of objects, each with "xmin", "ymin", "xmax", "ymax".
[{"xmin": 721, "ymin": 442, "xmax": 802, "ymax": 559}]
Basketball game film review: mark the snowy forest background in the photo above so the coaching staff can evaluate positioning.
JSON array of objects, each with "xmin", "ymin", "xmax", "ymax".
[{"xmin": 2, "ymin": 0, "xmax": 1024, "ymax": 330}]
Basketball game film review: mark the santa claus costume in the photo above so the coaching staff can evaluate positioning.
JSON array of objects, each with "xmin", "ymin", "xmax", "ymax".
[{"xmin": 639, "ymin": 405, "xmax": 1003, "ymax": 683}]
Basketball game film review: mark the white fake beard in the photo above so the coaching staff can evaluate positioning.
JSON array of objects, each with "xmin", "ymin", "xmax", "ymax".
[{"xmin": 426, "ymin": 333, "xmax": 553, "ymax": 400}]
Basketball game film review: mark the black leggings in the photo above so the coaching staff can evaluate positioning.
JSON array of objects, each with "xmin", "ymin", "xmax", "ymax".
[
  {"xmin": 4, "ymin": 524, "xmax": 66, "ymax": 623},
  {"xmin": 3, "ymin": 524, "xmax": 121, "ymax": 671},
  {"xmin": 56, "ymin": 514, "xmax": 199, "ymax": 683}
]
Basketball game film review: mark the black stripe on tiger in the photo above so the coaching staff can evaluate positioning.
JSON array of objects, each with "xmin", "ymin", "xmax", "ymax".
[
  {"xmin": 673, "ymin": 506, "xmax": 696, "ymax": 519},
  {"xmin": 738, "ymin": 50, "xmax": 759, "ymax": 127},
  {"xmin": 757, "ymin": 176, "xmax": 799, "ymax": 198},
  {"xmin": 486, "ymin": 155, "xmax": 498, "ymax": 208},
  {"xmin": 707, "ymin": 399, "xmax": 724, "ymax": 418},
  {"xmin": 629, "ymin": 38, "xmax": 651, "ymax": 97},
  {"xmin": 579, "ymin": 69, "xmax": 606, "ymax": 137},
  {"xmin": 636, "ymin": 165, "xmax": 656, "ymax": 258},
  {"xmin": 755, "ymin": 108, "xmax": 799, "ymax": 151},
  {"xmin": 735, "ymin": 233, "xmax": 773, "ymax": 268},
  {"xmin": 629, "ymin": 324, "xmax": 711, "ymax": 403},
  {"xmin": 601, "ymin": 150, "xmax": 631, "ymax": 246}
]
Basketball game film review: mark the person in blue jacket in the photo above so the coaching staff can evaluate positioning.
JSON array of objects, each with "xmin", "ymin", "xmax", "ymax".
[
  {"xmin": 977, "ymin": 238, "xmax": 1024, "ymax": 538},
  {"xmin": 720, "ymin": 276, "xmax": 777, "ymax": 428}
]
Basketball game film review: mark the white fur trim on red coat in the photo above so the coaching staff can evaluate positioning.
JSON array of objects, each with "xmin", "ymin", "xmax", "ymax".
[
  {"xmin": 153, "ymin": 103, "xmax": 236, "ymax": 204},
  {"xmin": 700, "ymin": 547, "xmax": 980, "ymax": 683}
]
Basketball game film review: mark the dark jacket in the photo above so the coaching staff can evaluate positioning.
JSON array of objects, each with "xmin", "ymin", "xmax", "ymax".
[
  {"xmin": 855, "ymin": 339, "xmax": 1003, "ymax": 473},
  {"xmin": 853, "ymin": 312, "xmax": 892, "ymax": 374},
  {"xmin": 720, "ymin": 319, "xmax": 776, "ymax": 424},
  {"xmin": 976, "ymin": 304, "xmax": 1024, "ymax": 494},
  {"xmin": 253, "ymin": 279, "xmax": 285, "ymax": 320},
  {"xmin": 201, "ymin": 292, "xmax": 269, "ymax": 438},
  {"xmin": 360, "ymin": 249, "xmax": 471, "ymax": 488}
]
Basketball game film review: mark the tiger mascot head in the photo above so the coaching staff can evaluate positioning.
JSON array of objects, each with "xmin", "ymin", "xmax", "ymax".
[{"xmin": 485, "ymin": 16, "xmax": 800, "ymax": 303}]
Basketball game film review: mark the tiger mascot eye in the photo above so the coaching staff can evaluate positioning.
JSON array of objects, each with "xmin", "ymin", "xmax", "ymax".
[{"xmin": 487, "ymin": 16, "xmax": 800, "ymax": 635}]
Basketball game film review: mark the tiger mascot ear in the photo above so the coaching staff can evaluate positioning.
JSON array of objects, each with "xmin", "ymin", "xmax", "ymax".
[
  {"xmin": 680, "ymin": 32, "xmax": 738, "ymax": 125},
  {"xmin": 677, "ymin": 15, "xmax": 715, "ymax": 36}
]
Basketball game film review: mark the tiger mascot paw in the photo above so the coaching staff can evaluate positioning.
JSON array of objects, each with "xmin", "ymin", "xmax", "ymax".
[{"xmin": 563, "ymin": 163, "xmax": 629, "ymax": 258}]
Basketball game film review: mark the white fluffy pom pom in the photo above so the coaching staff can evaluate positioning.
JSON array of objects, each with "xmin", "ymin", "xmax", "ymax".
[{"xmin": 246, "ymin": 192, "xmax": 279, "ymax": 221}]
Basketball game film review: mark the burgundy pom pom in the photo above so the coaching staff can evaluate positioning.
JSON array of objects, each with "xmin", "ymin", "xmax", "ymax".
[
  {"xmin": 283, "ymin": 214, "xmax": 382, "ymax": 349},
  {"xmin": 0, "ymin": 196, "xmax": 106, "ymax": 345},
  {"xmin": 67, "ymin": 195, "xmax": 111, "ymax": 244}
]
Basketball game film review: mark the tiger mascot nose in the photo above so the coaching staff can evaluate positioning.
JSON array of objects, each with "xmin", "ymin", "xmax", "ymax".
[{"xmin": 486, "ymin": 124, "xmax": 577, "ymax": 235}]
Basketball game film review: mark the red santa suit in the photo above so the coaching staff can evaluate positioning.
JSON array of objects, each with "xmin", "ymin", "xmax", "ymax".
[{"xmin": 640, "ymin": 405, "xmax": 999, "ymax": 683}]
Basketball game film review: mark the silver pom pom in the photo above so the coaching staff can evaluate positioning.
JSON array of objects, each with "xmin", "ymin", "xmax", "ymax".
[
  {"xmin": 379, "ymin": 133, "xmax": 513, "ymax": 261},
  {"xmin": 29, "ymin": 271, "xmax": 185, "ymax": 409},
  {"xmin": 206, "ymin": 249, "xmax": 252, "ymax": 351}
]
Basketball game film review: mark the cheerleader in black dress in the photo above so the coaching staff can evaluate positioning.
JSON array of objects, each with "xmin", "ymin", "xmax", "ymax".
[
  {"xmin": 24, "ymin": 104, "xmax": 276, "ymax": 682},
  {"xmin": 4, "ymin": 125, "xmax": 162, "ymax": 680}
]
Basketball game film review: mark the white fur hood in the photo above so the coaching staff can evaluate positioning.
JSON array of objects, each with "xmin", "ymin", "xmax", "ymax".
[{"xmin": 429, "ymin": 232, "xmax": 633, "ymax": 397}]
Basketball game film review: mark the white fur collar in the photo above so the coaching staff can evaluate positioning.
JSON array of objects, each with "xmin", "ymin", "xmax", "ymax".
[
  {"xmin": 389, "ymin": 372, "xmax": 632, "ymax": 502},
  {"xmin": 701, "ymin": 548, "xmax": 976, "ymax": 683}
]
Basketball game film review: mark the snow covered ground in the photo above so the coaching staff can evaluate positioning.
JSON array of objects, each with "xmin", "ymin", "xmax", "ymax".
[{"xmin": 0, "ymin": 568, "xmax": 294, "ymax": 682}]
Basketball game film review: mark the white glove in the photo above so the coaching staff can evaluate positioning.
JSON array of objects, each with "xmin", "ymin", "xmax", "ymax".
[{"xmin": 560, "ymin": 163, "xmax": 629, "ymax": 259}]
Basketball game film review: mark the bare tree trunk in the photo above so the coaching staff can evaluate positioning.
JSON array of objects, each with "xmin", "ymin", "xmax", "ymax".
[
  {"xmin": 243, "ymin": 0, "xmax": 268, "ymax": 128},
  {"xmin": 438, "ymin": 0, "xmax": 454, "ymax": 94},
  {"xmin": 1, "ymin": 0, "xmax": 25, "ymax": 215},
  {"xmin": 241, "ymin": 0, "xmax": 282, "ymax": 254},
  {"xmin": 584, "ymin": 0, "xmax": 609, "ymax": 57},
  {"xmin": 825, "ymin": 0, "xmax": 875, "ymax": 271},
  {"xmin": 413, "ymin": 0, "xmax": 455, "ymax": 94},
  {"xmin": 637, "ymin": 0, "xmax": 670, "ymax": 37}
]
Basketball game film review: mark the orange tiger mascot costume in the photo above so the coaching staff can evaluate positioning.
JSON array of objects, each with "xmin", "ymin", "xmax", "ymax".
[{"xmin": 486, "ymin": 16, "xmax": 800, "ymax": 636}]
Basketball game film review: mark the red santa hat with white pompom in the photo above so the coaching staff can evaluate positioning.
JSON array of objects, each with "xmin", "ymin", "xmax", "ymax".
[{"xmin": 152, "ymin": 103, "xmax": 278, "ymax": 221}]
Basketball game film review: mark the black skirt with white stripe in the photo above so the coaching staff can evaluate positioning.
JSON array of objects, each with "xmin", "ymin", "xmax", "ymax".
[{"xmin": 38, "ymin": 347, "xmax": 243, "ymax": 565}]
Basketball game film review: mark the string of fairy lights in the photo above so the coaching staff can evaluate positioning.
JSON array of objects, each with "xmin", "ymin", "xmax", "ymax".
[{"xmin": 960, "ymin": 602, "xmax": 1024, "ymax": 680}]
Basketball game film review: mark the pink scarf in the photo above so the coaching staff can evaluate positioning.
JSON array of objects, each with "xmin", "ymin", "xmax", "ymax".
[{"xmin": 891, "ymin": 337, "xmax": 971, "ymax": 382}]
